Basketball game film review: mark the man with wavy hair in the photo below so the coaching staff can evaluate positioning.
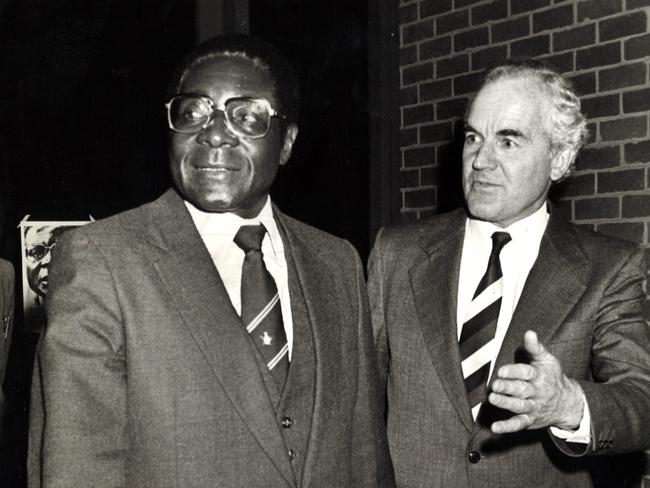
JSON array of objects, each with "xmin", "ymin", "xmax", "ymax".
[{"xmin": 369, "ymin": 59, "xmax": 650, "ymax": 487}]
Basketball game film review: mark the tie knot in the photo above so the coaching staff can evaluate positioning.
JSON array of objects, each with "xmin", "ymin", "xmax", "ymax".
[
  {"xmin": 234, "ymin": 225, "xmax": 267, "ymax": 253},
  {"xmin": 491, "ymin": 231, "xmax": 511, "ymax": 255}
]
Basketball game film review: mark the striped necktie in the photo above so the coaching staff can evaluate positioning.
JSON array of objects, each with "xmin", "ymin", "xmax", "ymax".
[
  {"xmin": 234, "ymin": 224, "xmax": 289, "ymax": 386},
  {"xmin": 459, "ymin": 231, "xmax": 511, "ymax": 420}
]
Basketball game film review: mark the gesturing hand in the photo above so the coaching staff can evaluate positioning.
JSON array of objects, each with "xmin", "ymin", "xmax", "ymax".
[{"xmin": 488, "ymin": 330, "xmax": 584, "ymax": 434}]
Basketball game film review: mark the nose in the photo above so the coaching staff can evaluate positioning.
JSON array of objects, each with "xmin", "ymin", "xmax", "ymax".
[
  {"xmin": 471, "ymin": 141, "xmax": 496, "ymax": 170},
  {"xmin": 41, "ymin": 249, "xmax": 52, "ymax": 266},
  {"xmin": 195, "ymin": 111, "xmax": 239, "ymax": 147}
]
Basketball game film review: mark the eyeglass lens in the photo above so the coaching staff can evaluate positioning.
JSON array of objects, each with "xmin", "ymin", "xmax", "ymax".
[
  {"xmin": 168, "ymin": 96, "xmax": 271, "ymax": 138},
  {"xmin": 26, "ymin": 244, "xmax": 55, "ymax": 261}
]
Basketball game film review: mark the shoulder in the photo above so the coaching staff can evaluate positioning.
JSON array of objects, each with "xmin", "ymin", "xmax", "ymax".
[{"xmin": 0, "ymin": 258, "xmax": 13, "ymax": 279}]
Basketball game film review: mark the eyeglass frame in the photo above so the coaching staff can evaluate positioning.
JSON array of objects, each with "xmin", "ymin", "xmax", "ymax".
[
  {"xmin": 26, "ymin": 242, "xmax": 57, "ymax": 262},
  {"xmin": 165, "ymin": 94, "xmax": 285, "ymax": 139}
]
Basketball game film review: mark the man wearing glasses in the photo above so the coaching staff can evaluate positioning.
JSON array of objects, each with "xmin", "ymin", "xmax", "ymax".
[{"xmin": 29, "ymin": 36, "xmax": 393, "ymax": 488}]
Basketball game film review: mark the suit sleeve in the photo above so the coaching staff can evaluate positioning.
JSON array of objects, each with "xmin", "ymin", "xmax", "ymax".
[
  {"xmin": 348, "ymin": 241, "xmax": 395, "ymax": 487},
  {"xmin": 367, "ymin": 228, "xmax": 390, "ymax": 394},
  {"xmin": 552, "ymin": 246, "xmax": 650, "ymax": 456},
  {"xmin": 28, "ymin": 228, "xmax": 128, "ymax": 487}
]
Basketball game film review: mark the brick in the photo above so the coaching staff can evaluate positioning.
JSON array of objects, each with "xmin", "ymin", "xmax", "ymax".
[
  {"xmin": 399, "ymin": 211, "xmax": 419, "ymax": 224},
  {"xmin": 575, "ymin": 197, "xmax": 619, "ymax": 219},
  {"xmin": 437, "ymin": 54, "xmax": 469, "ymax": 77},
  {"xmin": 437, "ymin": 142, "xmax": 463, "ymax": 165},
  {"xmin": 492, "ymin": 16, "xmax": 530, "ymax": 43},
  {"xmin": 596, "ymin": 222, "xmax": 644, "ymax": 243},
  {"xmin": 402, "ymin": 20, "xmax": 434, "ymax": 45},
  {"xmin": 623, "ymin": 88, "xmax": 650, "ymax": 114},
  {"xmin": 511, "ymin": 0, "xmax": 551, "ymax": 15},
  {"xmin": 399, "ymin": 4, "xmax": 418, "ymax": 24},
  {"xmin": 587, "ymin": 123, "xmax": 597, "ymax": 144},
  {"xmin": 599, "ymin": 12, "xmax": 647, "ymax": 42},
  {"xmin": 538, "ymin": 52, "xmax": 574, "ymax": 73},
  {"xmin": 553, "ymin": 24, "xmax": 596, "ymax": 52},
  {"xmin": 577, "ymin": 0, "xmax": 623, "ymax": 22},
  {"xmin": 576, "ymin": 42, "xmax": 621, "ymax": 70},
  {"xmin": 420, "ymin": 0, "xmax": 453, "ymax": 17},
  {"xmin": 454, "ymin": 71, "xmax": 483, "ymax": 95},
  {"xmin": 400, "ymin": 86, "xmax": 418, "ymax": 105},
  {"xmin": 598, "ymin": 168, "xmax": 645, "ymax": 192},
  {"xmin": 437, "ymin": 98, "xmax": 468, "ymax": 120},
  {"xmin": 511, "ymin": 34, "xmax": 550, "ymax": 58},
  {"xmin": 404, "ymin": 146, "xmax": 435, "ymax": 167},
  {"xmin": 599, "ymin": 63, "xmax": 647, "ymax": 91},
  {"xmin": 404, "ymin": 188, "xmax": 436, "ymax": 208},
  {"xmin": 575, "ymin": 145, "xmax": 621, "ymax": 170},
  {"xmin": 399, "ymin": 168, "xmax": 420, "ymax": 188},
  {"xmin": 628, "ymin": 0, "xmax": 650, "ymax": 7},
  {"xmin": 554, "ymin": 199, "xmax": 573, "ymax": 221},
  {"xmin": 471, "ymin": 45, "xmax": 508, "ymax": 70},
  {"xmin": 582, "ymin": 94, "xmax": 620, "ymax": 118},
  {"xmin": 623, "ymin": 195, "xmax": 650, "ymax": 218},
  {"xmin": 420, "ymin": 122, "xmax": 452, "ymax": 143},
  {"xmin": 403, "ymin": 104, "xmax": 434, "ymax": 126},
  {"xmin": 556, "ymin": 173, "xmax": 596, "ymax": 196},
  {"xmin": 455, "ymin": 0, "xmax": 486, "ymax": 7},
  {"xmin": 625, "ymin": 140, "xmax": 650, "ymax": 164},
  {"xmin": 602, "ymin": 116, "xmax": 648, "ymax": 141},
  {"xmin": 400, "ymin": 128, "xmax": 418, "ymax": 147},
  {"xmin": 420, "ymin": 37, "xmax": 452, "ymax": 60},
  {"xmin": 420, "ymin": 79, "xmax": 453, "ymax": 101},
  {"xmin": 533, "ymin": 5, "xmax": 574, "ymax": 33},
  {"xmin": 568, "ymin": 72, "xmax": 596, "ymax": 96},
  {"xmin": 437, "ymin": 10, "xmax": 469, "ymax": 35},
  {"xmin": 402, "ymin": 62, "xmax": 433, "ymax": 85},
  {"xmin": 421, "ymin": 166, "xmax": 440, "ymax": 185},
  {"xmin": 399, "ymin": 46, "xmax": 418, "ymax": 67},
  {"xmin": 454, "ymin": 27, "xmax": 489, "ymax": 52},
  {"xmin": 471, "ymin": 0, "xmax": 508, "ymax": 25},
  {"xmin": 625, "ymin": 33, "xmax": 650, "ymax": 60}
]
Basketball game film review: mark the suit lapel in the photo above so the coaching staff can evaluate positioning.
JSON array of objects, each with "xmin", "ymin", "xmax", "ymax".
[
  {"xmin": 493, "ymin": 209, "xmax": 591, "ymax": 373},
  {"xmin": 145, "ymin": 190, "xmax": 295, "ymax": 487},
  {"xmin": 409, "ymin": 210, "xmax": 475, "ymax": 432},
  {"xmin": 274, "ymin": 211, "xmax": 342, "ymax": 488}
]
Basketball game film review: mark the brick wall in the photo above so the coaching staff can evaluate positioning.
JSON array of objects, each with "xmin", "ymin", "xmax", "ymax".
[{"xmin": 397, "ymin": 0, "xmax": 650, "ymax": 486}]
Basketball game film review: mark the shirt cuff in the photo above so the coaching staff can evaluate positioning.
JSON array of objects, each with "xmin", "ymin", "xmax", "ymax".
[{"xmin": 549, "ymin": 393, "xmax": 591, "ymax": 444}]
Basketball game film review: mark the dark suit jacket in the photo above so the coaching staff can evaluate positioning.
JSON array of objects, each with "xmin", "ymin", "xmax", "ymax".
[
  {"xmin": 0, "ymin": 258, "xmax": 14, "ymax": 422},
  {"xmin": 368, "ymin": 207, "xmax": 650, "ymax": 488},
  {"xmin": 29, "ymin": 189, "xmax": 393, "ymax": 487}
]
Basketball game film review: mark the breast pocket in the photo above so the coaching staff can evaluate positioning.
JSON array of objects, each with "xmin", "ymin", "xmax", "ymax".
[{"xmin": 546, "ymin": 320, "xmax": 595, "ymax": 377}]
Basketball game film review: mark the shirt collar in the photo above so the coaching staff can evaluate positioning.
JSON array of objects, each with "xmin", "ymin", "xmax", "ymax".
[
  {"xmin": 466, "ymin": 202, "xmax": 549, "ymax": 245},
  {"xmin": 184, "ymin": 197, "xmax": 284, "ymax": 258}
]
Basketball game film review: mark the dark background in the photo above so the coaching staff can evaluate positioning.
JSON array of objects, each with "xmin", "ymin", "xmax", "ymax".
[{"xmin": 0, "ymin": 1, "xmax": 369, "ymax": 484}]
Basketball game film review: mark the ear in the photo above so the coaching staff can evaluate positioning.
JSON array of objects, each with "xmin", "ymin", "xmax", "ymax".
[
  {"xmin": 279, "ymin": 124, "xmax": 298, "ymax": 166},
  {"xmin": 550, "ymin": 146, "xmax": 576, "ymax": 182}
]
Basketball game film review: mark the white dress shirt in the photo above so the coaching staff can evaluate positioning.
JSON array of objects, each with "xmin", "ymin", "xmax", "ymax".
[
  {"xmin": 185, "ymin": 197, "xmax": 294, "ymax": 360},
  {"xmin": 457, "ymin": 203, "xmax": 590, "ymax": 442}
]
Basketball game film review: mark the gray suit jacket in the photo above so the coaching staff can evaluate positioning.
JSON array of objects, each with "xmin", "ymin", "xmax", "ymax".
[
  {"xmin": 0, "ymin": 258, "xmax": 14, "ymax": 421},
  {"xmin": 368, "ymin": 207, "xmax": 650, "ymax": 488},
  {"xmin": 29, "ymin": 189, "xmax": 394, "ymax": 487}
]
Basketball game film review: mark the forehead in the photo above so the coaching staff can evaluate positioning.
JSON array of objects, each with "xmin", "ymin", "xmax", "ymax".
[
  {"xmin": 468, "ymin": 77, "xmax": 548, "ymax": 136},
  {"xmin": 25, "ymin": 226, "xmax": 55, "ymax": 242},
  {"xmin": 180, "ymin": 54, "xmax": 277, "ymax": 104}
]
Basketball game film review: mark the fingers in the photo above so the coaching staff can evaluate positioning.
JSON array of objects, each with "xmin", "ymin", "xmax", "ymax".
[
  {"xmin": 496, "ymin": 363, "xmax": 537, "ymax": 381},
  {"xmin": 491, "ymin": 378, "xmax": 535, "ymax": 398},
  {"xmin": 523, "ymin": 330, "xmax": 551, "ymax": 362},
  {"xmin": 491, "ymin": 414, "xmax": 532, "ymax": 434},
  {"xmin": 488, "ymin": 392, "xmax": 534, "ymax": 414}
]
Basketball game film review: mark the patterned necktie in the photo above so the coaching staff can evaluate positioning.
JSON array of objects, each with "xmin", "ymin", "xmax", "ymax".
[
  {"xmin": 234, "ymin": 224, "xmax": 289, "ymax": 386},
  {"xmin": 459, "ymin": 231, "xmax": 511, "ymax": 420}
]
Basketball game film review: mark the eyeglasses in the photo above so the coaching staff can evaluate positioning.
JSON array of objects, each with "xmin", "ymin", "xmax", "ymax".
[
  {"xmin": 166, "ymin": 95, "xmax": 284, "ymax": 139},
  {"xmin": 26, "ymin": 242, "xmax": 56, "ymax": 261}
]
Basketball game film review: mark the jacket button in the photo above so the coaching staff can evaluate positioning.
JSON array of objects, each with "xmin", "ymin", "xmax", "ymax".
[
  {"xmin": 288, "ymin": 448, "xmax": 297, "ymax": 460},
  {"xmin": 281, "ymin": 417, "xmax": 293, "ymax": 428},
  {"xmin": 468, "ymin": 451, "xmax": 481, "ymax": 464}
]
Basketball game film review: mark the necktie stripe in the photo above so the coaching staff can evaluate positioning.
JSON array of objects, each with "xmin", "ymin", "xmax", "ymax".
[
  {"xmin": 268, "ymin": 343, "xmax": 289, "ymax": 370},
  {"xmin": 463, "ymin": 278, "xmax": 503, "ymax": 323},
  {"xmin": 460, "ymin": 231, "xmax": 511, "ymax": 419},
  {"xmin": 246, "ymin": 293, "xmax": 280, "ymax": 333}
]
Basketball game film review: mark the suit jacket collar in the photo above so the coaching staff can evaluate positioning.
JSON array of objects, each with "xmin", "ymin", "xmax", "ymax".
[{"xmin": 409, "ymin": 205, "xmax": 591, "ymax": 433}]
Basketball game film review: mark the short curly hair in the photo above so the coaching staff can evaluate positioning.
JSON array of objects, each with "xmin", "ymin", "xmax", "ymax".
[
  {"xmin": 474, "ymin": 58, "xmax": 589, "ymax": 177},
  {"xmin": 167, "ymin": 35, "xmax": 300, "ymax": 129}
]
